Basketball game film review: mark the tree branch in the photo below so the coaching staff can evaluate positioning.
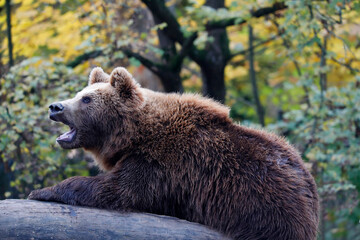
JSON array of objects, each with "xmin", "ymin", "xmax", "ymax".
[
  {"xmin": 271, "ymin": 18, "xmax": 311, "ymax": 109},
  {"xmin": 330, "ymin": 57, "xmax": 360, "ymax": 74},
  {"xmin": 141, "ymin": 0, "xmax": 185, "ymax": 44},
  {"xmin": 121, "ymin": 47, "xmax": 187, "ymax": 93},
  {"xmin": 229, "ymin": 34, "xmax": 279, "ymax": 60},
  {"xmin": 121, "ymin": 48, "xmax": 166, "ymax": 75},
  {"xmin": 206, "ymin": 2, "xmax": 287, "ymax": 31},
  {"xmin": 170, "ymin": 32, "xmax": 198, "ymax": 71},
  {"xmin": 66, "ymin": 50, "xmax": 104, "ymax": 68}
]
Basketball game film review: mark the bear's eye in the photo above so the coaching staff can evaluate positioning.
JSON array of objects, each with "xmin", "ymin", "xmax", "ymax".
[{"xmin": 82, "ymin": 96, "xmax": 91, "ymax": 104}]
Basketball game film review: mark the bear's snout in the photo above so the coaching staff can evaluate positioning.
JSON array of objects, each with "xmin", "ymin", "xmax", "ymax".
[
  {"xmin": 49, "ymin": 102, "xmax": 64, "ymax": 113},
  {"xmin": 49, "ymin": 102, "xmax": 64, "ymax": 121}
]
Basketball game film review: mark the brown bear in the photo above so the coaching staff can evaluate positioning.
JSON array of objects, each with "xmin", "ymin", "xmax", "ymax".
[{"xmin": 29, "ymin": 67, "xmax": 319, "ymax": 239}]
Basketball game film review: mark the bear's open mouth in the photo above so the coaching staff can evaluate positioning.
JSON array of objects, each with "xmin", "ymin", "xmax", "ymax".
[{"xmin": 57, "ymin": 125, "xmax": 77, "ymax": 143}]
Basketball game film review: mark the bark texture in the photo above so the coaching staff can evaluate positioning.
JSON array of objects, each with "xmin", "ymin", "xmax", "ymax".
[{"xmin": 0, "ymin": 199, "xmax": 228, "ymax": 240}]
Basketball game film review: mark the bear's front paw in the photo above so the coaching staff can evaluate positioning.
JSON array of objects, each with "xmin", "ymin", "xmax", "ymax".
[{"xmin": 28, "ymin": 187, "xmax": 58, "ymax": 202}]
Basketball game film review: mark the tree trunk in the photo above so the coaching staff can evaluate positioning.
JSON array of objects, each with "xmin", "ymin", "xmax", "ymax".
[
  {"xmin": 0, "ymin": 199, "xmax": 229, "ymax": 240},
  {"xmin": 200, "ymin": 55, "xmax": 226, "ymax": 102},
  {"xmin": 197, "ymin": 0, "xmax": 230, "ymax": 103},
  {"xmin": 248, "ymin": 25, "xmax": 265, "ymax": 126},
  {"xmin": 154, "ymin": 17, "xmax": 183, "ymax": 93},
  {"xmin": 141, "ymin": 0, "xmax": 185, "ymax": 93},
  {"xmin": 157, "ymin": 71, "xmax": 183, "ymax": 93},
  {"xmin": 6, "ymin": 0, "xmax": 13, "ymax": 67},
  {"xmin": 141, "ymin": 0, "xmax": 230, "ymax": 101},
  {"xmin": 152, "ymin": 13, "xmax": 183, "ymax": 93},
  {"xmin": 0, "ymin": 161, "xmax": 10, "ymax": 199},
  {"xmin": 0, "ymin": 158, "xmax": 16, "ymax": 199}
]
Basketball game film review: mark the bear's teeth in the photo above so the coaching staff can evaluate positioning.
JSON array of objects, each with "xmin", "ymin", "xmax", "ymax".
[{"xmin": 57, "ymin": 128, "xmax": 77, "ymax": 142}]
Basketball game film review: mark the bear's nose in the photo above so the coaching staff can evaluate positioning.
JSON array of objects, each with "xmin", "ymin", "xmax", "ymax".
[{"xmin": 49, "ymin": 102, "xmax": 64, "ymax": 114}]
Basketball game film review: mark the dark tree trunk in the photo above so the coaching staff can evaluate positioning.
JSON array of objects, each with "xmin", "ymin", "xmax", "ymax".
[
  {"xmin": 141, "ymin": 0, "xmax": 230, "ymax": 102},
  {"xmin": 0, "ymin": 159, "xmax": 12, "ymax": 199},
  {"xmin": 141, "ymin": 0, "xmax": 284, "ymax": 102},
  {"xmin": 140, "ymin": 0, "xmax": 186, "ymax": 93},
  {"xmin": 200, "ymin": 55, "xmax": 226, "ymax": 102},
  {"xmin": 196, "ymin": 0, "xmax": 230, "ymax": 103},
  {"xmin": 115, "ymin": 0, "xmax": 286, "ymax": 100},
  {"xmin": 248, "ymin": 25, "xmax": 265, "ymax": 126},
  {"xmin": 6, "ymin": 0, "xmax": 13, "ymax": 67},
  {"xmin": 153, "ymin": 13, "xmax": 184, "ymax": 93},
  {"xmin": 157, "ymin": 69, "xmax": 183, "ymax": 93}
]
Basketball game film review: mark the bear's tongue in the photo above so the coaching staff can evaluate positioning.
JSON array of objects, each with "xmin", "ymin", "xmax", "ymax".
[{"xmin": 57, "ymin": 127, "xmax": 76, "ymax": 142}]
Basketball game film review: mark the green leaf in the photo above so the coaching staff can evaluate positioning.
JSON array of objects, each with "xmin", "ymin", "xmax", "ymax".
[{"xmin": 129, "ymin": 57, "xmax": 141, "ymax": 67}]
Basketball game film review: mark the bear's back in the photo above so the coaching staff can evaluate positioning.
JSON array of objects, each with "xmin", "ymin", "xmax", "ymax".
[{"xmin": 135, "ymin": 90, "xmax": 318, "ymax": 239}]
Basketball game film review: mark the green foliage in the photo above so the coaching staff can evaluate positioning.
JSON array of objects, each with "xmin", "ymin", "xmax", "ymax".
[
  {"xmin": 269, "ymin": 78, "xmax": 360, "ymax": 239},
  {"xmin": 0, "ymin": 58, "xmax": 91, "ymax": 198},
  {"xmin": 227, "ymin": 1, "xmax": 360, "ymax": 237}
]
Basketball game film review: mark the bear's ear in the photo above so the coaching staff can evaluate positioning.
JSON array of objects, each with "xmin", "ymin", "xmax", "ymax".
[
  {"xmin": 89, "ymin": 67, "xmax": 109, "ymax": 85},
  {"xmin": 109, "ymin": 67, "xmax": 139, "ymax": 96}
]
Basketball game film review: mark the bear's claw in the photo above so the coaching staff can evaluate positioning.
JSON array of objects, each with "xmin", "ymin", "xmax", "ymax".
[{"xmin": 28, "ymin": 187, "xmax": 56, "ymax": 201}]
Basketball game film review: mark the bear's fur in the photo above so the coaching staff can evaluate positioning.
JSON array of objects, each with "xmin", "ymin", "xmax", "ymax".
[{"xmin": 29, "ymin": 67, "xmax": 319, "ymax": 239}]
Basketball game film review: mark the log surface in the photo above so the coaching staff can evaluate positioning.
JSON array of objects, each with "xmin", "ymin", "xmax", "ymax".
[{"xmin": 0, "ymin": 199, "xmax": 228, "ymax": 240}]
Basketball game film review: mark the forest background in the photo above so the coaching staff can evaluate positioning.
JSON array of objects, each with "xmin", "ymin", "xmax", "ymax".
[{"xmin": 1, "ymin": 0, "xmax": 360, "ymax": 239}]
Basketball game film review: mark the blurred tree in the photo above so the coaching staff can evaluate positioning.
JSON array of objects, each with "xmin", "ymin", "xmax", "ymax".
[
  {"xmin": 137, "ymin": 0, "xmax": 286, "ymax": 103},
  {"xmin": 248, "ymin": 24, "xmax": 264, "ymax": 126},
  {"xmin": 5, "ymin": 0, "xmax": 12, "ymax": 67}
]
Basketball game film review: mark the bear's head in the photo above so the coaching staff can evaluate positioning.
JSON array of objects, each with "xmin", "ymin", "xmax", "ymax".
[{"xmin": 49, "ymin": 67, "xmax": 144, "ymax": 165}]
